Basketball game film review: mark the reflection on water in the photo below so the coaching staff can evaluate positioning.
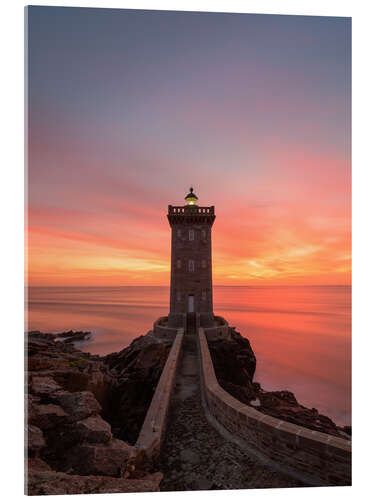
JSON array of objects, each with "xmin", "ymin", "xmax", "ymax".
[{"xmin": 26, "ymin": 285, "xmax": 351, "ymax": 426}]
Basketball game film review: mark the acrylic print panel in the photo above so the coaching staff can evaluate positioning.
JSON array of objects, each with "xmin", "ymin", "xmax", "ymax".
[{"xmin": 25, "ymin": 5, "xmax": 351, "ymax": 495}]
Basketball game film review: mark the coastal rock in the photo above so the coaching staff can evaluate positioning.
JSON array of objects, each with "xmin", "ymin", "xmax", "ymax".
[
  {"xmin": 25, "ymin": 330, "xmax": 169, "ymax": 485},
  {"xmin": 102, "ymin": 335, "xmax": 171, "ymax": 444},
  {"xmin": 208, "ymin": 328, "xmax": 257, "ymax": 404},
  {"xmin": 63, "ymin": 438, "xmax": 136, "ymax": 476},
  {"xmin": 27, "ymin": 470, "xmax": 163, "ymax": 495},
  {"xmin": 27, "ymin": 425, "xmax": 46, "ymax": 455},
  {"xmin": 256, "ymin": 389, "xmax": 344, "ymax": 437},
  {"xmin": 73, "ymin": 415, "xmax": 112, "ymax": 443},
  {"xmin": 53, "ymin": 390, "xmax": 101, "ymax": 422},
  {"xmin": 28, "ymin": 457, "xmax": 52, "ymax": 472},
  {"xmin": 29, "ymin": 403, "xmax": 68, "ymax": 430},
  {"xmin": 31, "ymin": 376, "xmax": 63, "ymax": 396},
  {"xmin": 55, "ymin": 330, "xmax": 91, "ymax": 343}
]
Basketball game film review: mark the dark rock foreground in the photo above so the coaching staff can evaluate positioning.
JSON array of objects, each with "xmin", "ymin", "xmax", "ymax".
[
  {"xmin": 26, "ymin": 326, "xmax": 349, "ymax": 494},
  {"xmin": 26, "ymin": 330, "xmax": 170, "ymax": 495}
]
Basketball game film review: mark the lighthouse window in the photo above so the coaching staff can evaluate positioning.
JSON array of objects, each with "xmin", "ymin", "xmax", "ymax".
[
  {"xmin": 177, "ymin": 229, "xmax": 182, "ymax": 238},
  {"xmin": 202, "ymin": 291, "xmax": 207, "ymax": 301},
  {"xmin": 202, "ymin": 229, "xmax": 206, "ymax": 239},
  {"xmin": 189, "ymin": 230, "xmax": 194, "ymax": 241},
  {"xmin": 177, "ymin": 259, "xmax": 181, "ymax": 269},
  {"xmin": 177, "ymin": 291, "xmax": 181, "ymax": 302},
  {"xmin": 202, "ymin": 259, "xmax": 206, "ymax": 268},
  {"xmin": 188, "ymin": 260, "xmax": 195, "ymax": 272}
]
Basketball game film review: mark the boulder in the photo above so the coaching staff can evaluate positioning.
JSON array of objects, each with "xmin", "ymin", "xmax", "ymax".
[
  {"xmin": 63, "ymin": 438, "xmax": 136, "ymax": 476},
  {"xmin": 53, "ymin": 391, "xmax": 101, "ymax": 422},
  {"xmin": 31, "ymin": 376, "xmax": 62, "ymax": 396},
  {"xmin": 27, "ymin": 457, "xmax": 52, "ymax": 472},
  {"xmin": 27, "ymin": 425, "xmax": 46, "ymax": 455},
  {"xmin": 102, "ymin": 337, "xmax": 171, "ymax": 444},
  {"xmin": 208, "ymin": 328, "xmax": 257, "ymax": 405},
  {"xmin": 73, "ymin": 415, "xmax": 112, "ymax": 443},
  {"xmin": 29, "ymin": 403, "xmax": 69, "ymax": 430}
]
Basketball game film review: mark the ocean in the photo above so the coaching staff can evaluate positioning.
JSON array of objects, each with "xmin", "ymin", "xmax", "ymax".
[{"xmin": 26, "ymin": 285, "xmax": 351, "ymax": 426}]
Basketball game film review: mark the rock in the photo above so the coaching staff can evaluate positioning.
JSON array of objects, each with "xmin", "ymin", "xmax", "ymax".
[
  {"xmin": 27, "ymin": 470, "xmax": 163, "ymax": 495},
  {"xmin": 27, "ymin": 425, "xmax": 46, "ymax": 455},
  {"xmin": 27, "ymin": 457, "xmax": 52, "ymax": 472},
  {"xmin": 73, "ymin": 415, "xmax": 112, "ymax": 443},
  {"xmin": 208, "ymin": 328, "xmax": 257, "ymax": 405},
  {"xmin": 259, "ymin": 390, "xmax": 298, "ymax": 409},
  {"xmin": 28, "ymin": 356, "xmax": 67, "ymax": 371},
  {"xmin": 250, "ymin": 397, "xmax": 261, "ymax": 407},
  {"xmin": 29, "ymin": 403, "xmax": 68, "ymax": 429},
  {"xmin": 25, "ymin": 330, "xmax": 170, "ymax": 486},
  {"xmin": 102, "ymin": 336, "xmax": 171, "ymax": 444},
  {"xmin": 63, "ymin": 438, "xmax": 136, "ymax": 476},
  {"xmin": 31, "ymin": 376, "xmax": 62, "ymax": 396},
  {"xmin": 343, "ymin": 425, "xmax": 352, "ymax": 436},
  {"xmin": 256, "ymin": 390, "xmax": 344, "ymax": 437},
  {"xmin": 53, "ymin": 391, "xmax": 101, "ymax": 422},
  {"xmin": 55, "ymin": 330, "xmax": 91, "ymax": 343}
]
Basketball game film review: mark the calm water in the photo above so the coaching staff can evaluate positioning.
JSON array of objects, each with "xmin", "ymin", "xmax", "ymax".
[{"xmin": 26, "ymin": 285, "xmax": 351, "ymax": 426}]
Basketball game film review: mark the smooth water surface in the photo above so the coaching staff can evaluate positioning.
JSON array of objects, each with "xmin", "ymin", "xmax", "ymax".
[{"xmin": 27, "ymin": 285, "xmax": 351, "ymax": 425}]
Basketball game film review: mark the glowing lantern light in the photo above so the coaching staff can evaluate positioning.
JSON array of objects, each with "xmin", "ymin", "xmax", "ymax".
[{"xmin": 184, "ymin": 187, "xmax": 198, "ymax": 205}]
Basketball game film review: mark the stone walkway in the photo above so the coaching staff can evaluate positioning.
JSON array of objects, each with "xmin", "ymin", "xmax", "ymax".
[{"xmin": 159, "ymin": 331, "xmax": 303, "ymax": 491}]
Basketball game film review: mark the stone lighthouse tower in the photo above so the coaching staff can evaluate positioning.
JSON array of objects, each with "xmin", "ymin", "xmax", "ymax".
[{"xmin": 167, "ymin": 188, "xmax": 216, "ymax": 328}]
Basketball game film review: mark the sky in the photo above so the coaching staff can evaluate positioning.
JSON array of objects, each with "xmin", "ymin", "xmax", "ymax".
[{"xmin": 27, "ymin": 6, "xmax": 351, "ymax": 286}]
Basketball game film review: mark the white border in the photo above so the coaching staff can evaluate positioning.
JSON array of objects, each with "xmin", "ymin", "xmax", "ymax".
[{"xmin": 1, "ymin": 1, "xmax": 374, "ymax": 499}]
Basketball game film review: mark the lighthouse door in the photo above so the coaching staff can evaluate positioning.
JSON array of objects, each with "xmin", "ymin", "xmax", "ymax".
[{"xmin": 188, "ymin": 295, "xmax": 195, "ymax": 313}]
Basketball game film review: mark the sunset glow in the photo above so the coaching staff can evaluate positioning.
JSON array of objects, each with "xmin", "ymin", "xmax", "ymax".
[{"xmin": 27, "ymin": 8, "xmax": 351, "ymax": 286}]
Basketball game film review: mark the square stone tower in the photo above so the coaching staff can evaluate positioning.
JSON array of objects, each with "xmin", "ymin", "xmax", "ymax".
[{"xmin": 167, "ymin": 188, "xmax": 216, "ymax": 327}]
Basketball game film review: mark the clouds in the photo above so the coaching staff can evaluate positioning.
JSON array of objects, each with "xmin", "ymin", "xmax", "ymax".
[{"xmin": 27, "ymin": 7, "xmax": 351, "ymax": 286}]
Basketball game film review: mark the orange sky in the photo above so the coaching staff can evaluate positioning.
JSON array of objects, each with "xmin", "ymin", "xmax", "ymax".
[{"xmin": 27, "ymin": 159, "xmax": 351, "ymax": 287}]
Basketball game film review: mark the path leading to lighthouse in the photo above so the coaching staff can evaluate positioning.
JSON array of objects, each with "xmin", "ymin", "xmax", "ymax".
[{"xmin": 159, "ymin": 326, "xmax": 302, "ymax": 491}]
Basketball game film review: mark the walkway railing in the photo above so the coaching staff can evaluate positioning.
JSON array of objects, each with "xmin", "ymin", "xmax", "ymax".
[
  {"xmin": 135, "ymin": 330, "xmax": 183, "ymax": 465},
  {"xmin": 168, "ymin": 205, "xmax": 215, "ymax": 215}
]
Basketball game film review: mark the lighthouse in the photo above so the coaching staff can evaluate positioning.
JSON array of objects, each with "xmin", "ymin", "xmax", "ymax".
[{"xmin": 167, "ymin": 188, "xmax": 216, "ymax": 328}]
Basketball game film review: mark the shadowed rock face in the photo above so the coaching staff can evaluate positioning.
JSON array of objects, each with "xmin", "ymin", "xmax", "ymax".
[
  {"xmin": 208, "ymin": 328, "xmax": 351, "ymax": 440},
  {"xmin": 208, "ymin": 328, "xmax": 257, "ymax": 404},
  {"xmin": 26, "ymin": 330, "xmax": 169, "ymax": 493},
  {"xmin": 102, "ymin": 335, "xmax": 172, "ymax": 444}
]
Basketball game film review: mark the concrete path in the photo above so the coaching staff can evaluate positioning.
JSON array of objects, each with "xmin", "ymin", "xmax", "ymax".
[{"xmin": 159, "ymin": 330, "xmax": 302, "ymax": 491}]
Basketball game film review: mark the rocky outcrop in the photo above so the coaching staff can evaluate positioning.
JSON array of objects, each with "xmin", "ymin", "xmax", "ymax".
[
  {"xmin": 208, "ymin": 328, "xmax": 350, "ymax": 440},
  {"xmin": 252, "ymin": 388, "xmax": 349, "ymax": 438},
  {"xmin": 208, "ymin": 327, "xmax": 257, "ymax": 404},
  {"xmin": 25, "ymin": 330, "xmax": 168, "ymax": 494},
  {"xmin": 27, "ymin": 469, "xmax": 163, "ymax": 495},
  {"xmin": 102, "ymin": 334, "xmax": 172, "ymax": 444}
]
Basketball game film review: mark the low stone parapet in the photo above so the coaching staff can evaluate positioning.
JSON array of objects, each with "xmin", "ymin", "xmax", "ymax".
[
  {"xmin": 204, "ymin": 316, "xmax": 229, "ymax": 340},
  {"xmin": 153, "ymin": 317, "xmax": 179, "ymax": 340},
  {"xmin": 135, "ymin": 330, "xmax": 183, "ymax": 466},
  {"xmin": 198, "ymin": 328, "xmax": 351, "ymax": 486}
]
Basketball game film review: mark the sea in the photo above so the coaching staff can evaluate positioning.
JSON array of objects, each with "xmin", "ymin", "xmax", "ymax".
[{"xmin": 26, "ymin": 285, "xmax": 351, "ymax": 426}]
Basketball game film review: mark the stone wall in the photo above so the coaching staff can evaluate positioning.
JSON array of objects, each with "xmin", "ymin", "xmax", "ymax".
[
  {"xmin": 204, "ymin": 316, "xmax": 230, "ymax": 340},
  {"xmin": 153, "ymin": 317, "xmax": 180, "ymax": 340},
  {"xmin": 198, "ymin": 328, "xmax": 351, "ymax": 486},
  {"xmin": 135, "ymin": 331, "xmax": 183, "ymax": 466}
]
